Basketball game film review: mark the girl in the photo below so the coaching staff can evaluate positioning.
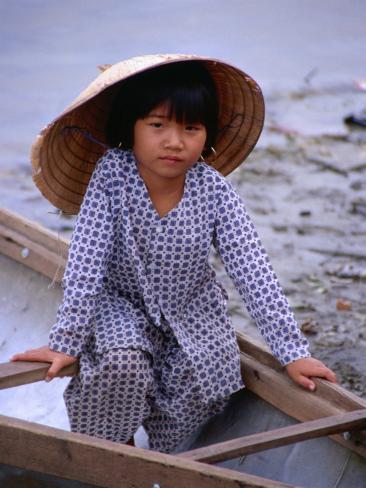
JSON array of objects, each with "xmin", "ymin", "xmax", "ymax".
[{"xmin": 12, "ymin": 54, "xmax": 336, "ymax": 453}]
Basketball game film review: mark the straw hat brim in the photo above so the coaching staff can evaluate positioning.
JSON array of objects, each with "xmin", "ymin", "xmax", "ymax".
[{"xmin": 31, "ymin": 54, "xmax": 265, "ymax": 213}]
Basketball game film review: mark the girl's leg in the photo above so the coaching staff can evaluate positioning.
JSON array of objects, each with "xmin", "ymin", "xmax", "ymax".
[
  {"xmin": 64, "ymin": 348, "xmax": 153, "ymax": 444},
  {"xmin": 143, "ymin": 397, "xmax": 228, "ymax": 453}
]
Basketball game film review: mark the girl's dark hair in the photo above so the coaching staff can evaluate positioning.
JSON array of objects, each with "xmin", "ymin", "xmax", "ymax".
[{"xmin": 105, "ymin": 61, "xmax": 218, "ymax": 154}]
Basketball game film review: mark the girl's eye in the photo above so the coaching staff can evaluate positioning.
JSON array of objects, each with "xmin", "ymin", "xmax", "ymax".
[
  {"xmin": 149, "ymin": 122, "xmax": 163, "ymax": 128},
  {"xmin": 185, "ymin": 125, "xmax": 200, "ymax": 131}
]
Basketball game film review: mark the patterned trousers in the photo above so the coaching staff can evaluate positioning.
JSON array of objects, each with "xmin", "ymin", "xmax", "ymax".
[{"xmin": 64, "ymin": 347, "xmax": 228, "ymax": 453}]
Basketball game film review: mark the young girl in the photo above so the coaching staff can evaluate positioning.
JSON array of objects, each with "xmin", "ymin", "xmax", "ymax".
[{"xmin": 12, "ymin": 54, "xmax": 336, "ymax": 453}]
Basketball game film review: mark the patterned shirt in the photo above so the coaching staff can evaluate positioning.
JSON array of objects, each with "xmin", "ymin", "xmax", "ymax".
[{"xmin": 49, "ymin": 149, "xmax": 310, "ymax": 400}]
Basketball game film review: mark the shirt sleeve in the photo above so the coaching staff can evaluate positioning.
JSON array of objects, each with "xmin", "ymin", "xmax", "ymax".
[
  {"xmin": 49, "ymin": 154, "xmax": 115, "ymax": 357},
  {"xmin": 213, "ymin": 178, "xmax": 310, "ymax": 366}
]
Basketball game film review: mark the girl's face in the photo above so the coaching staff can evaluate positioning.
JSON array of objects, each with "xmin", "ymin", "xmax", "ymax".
[{"xmin": 133, "ymin": 102, "xmax": 207, "ymax": 184}]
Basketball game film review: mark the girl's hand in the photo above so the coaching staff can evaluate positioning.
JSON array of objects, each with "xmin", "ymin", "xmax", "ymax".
[
  {"xmin": 11, "ymin": 346, "xmax": 77, "ymax": 382},
  {"xmin": 285, "ymin": 357, "xmax": 337, "ymax": 391}
]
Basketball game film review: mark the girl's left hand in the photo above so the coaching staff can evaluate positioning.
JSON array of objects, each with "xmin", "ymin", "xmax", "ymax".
[{"xmin": 285, "ymin": 357, "xmax": 337, "ymax": 391}]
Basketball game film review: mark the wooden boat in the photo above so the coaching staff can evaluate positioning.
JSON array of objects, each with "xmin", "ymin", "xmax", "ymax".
[{"xmin": 0, "ymin": 207, "xmax": 366, "ymax": 488}]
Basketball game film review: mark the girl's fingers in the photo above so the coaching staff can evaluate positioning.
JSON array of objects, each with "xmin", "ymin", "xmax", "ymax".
[
  {"xmin": 296, "ymin": 368, "xmax": 336, "ymax": 391},
  {"xmin": 286, "ymin": 357, "xmax": 337, "ymax": 391},
  {"xmin": 10, "ymin": 347, "xmax": 78, "ymax": 382},
  {"xmin": 323, "ymin": 368, "xmax": 337, "ymax": 383},
  {"xmin": 298, "ymin": 375, "xmax": 316, "ymax": 391},
  {"xmin": 46, "ymin": 355, "xmax": 78, "ymax": 382},
  {"xmin": 12, "ymin": 351, "xmax": 38, "ymax": 361},
  {"xmin": 306, "ymin": 364, "xmax": 337, "ymax": 384},
  {"xmin": 288, "ymin": 369, "xmax": 316, "ymax": 391},
  {"xmin": 11, "ymin": 346, "xmax": 50, "ymax": 362},
  {"xmin": 45, "ymin": 359, "xmax": 64, "ymax": 382}
]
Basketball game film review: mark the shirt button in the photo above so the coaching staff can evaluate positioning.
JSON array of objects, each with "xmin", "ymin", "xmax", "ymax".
[{"xmin": 156, "ymin": 225, "xmax": 163, "ymax": 234}]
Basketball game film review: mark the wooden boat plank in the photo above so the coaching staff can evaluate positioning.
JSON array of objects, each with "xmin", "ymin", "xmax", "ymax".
[
  {"xmin": 1, "ymin": 342, "xmax": 365, "ymax": 458},
  {"xmin": 179, "ymin": 409, "xmax": 366, "ymax": 463},
  {"xmin": 237, "ymin": 331, "xmax": 366, "ymax": 413},
  {"xmin": 0, "ymin": 207, "xmax": 69, "ymax": 258},
  {"xmin": 0, "ymin": 414, "xmax": 293, "ymax": 488},
  {"xmin": 239, "ymin": 348, "xmax": 366, "ymax": 458},
  {"xmin": 1, "ymin": 336, "xmax": 365, "ymax": 457},
  {"xmin": 0, "ymin": 360, "xmax": 77, "ymax": 390},
  {"xmin": 0, "ymin": 223, "xmax": 66, "ymax": 283},
  {"xmin": 2, "ymin": 333, "xmax": 366, "ymax": 419},
  {"xmin": 181, "ymin": 389, "xmax": 366, "ymax": 488},
  {"xmin": 1, "ymin": 207, "xmax": 366, "ymax": 483}
]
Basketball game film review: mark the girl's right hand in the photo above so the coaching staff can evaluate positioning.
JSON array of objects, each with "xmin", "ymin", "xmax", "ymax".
[{"xmin": 11, "ymin": 346, "xmax": 78, "ymax": 382}]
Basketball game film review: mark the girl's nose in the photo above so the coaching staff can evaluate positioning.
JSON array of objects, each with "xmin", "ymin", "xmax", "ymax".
[{"xmin": 164, "ymin": 128, "xmax": 183, "ymax": 149}]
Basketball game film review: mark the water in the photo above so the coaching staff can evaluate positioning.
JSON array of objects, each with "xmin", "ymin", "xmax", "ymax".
[{"xmin": 1, "ymin": 0, "xmax": 365, "ymax": 183}]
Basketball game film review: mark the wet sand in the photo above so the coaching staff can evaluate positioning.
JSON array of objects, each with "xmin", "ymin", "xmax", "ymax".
[
  {"xmin": 1, "ymin": 1, "xmax": 366, "ymax": 397},
  {"xmin": 222, "ymin": 106, "xmax": 366, "ymax": 397}
]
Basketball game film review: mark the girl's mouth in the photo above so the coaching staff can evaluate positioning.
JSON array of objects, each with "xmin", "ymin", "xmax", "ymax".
[{"xmin": 160, "ymin": 156, "xmax": 183, "ymax": 162}]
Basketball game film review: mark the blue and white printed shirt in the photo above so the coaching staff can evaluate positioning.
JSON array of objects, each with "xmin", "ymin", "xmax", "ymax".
[{"xmin": 49, "ymin": 149, "xmax": 310, "ymax": 400}]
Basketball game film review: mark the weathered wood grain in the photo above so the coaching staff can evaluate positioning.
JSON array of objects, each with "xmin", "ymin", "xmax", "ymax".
[
  {"xmin": 237, "ymin": 343, "xmax": 366, "ymax": 458},
  {"xmin": 1, "ymin": 206, "xmax": 366, "ymax": 477},
  {"xmin": 180, "ymin": 409, "xmax": 366, "ymax": 463},
  {"xmin": 0, "ymin": 414, "xmax": 292, "ymax": 488},
  {"xmin": 0, "ymin": 208, "xmax": 67, "ymax": 282},
  {"xmin": 0, "ymin": 361, "xmax": 77, "ymax": 390},
  {"xmin": 0, "ymin": 207, "xmax": 68, "ymax": 258}
]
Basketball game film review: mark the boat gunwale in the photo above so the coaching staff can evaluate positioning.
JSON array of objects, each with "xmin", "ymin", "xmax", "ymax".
[{"xmin": 1, "ymin": 207, "xmax": 366, "ymax": 487}]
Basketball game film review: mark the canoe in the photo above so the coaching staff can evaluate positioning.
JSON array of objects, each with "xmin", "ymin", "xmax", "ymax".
[{"xmin": 0, "ymin": 207, "xmax": 366, "ymax": 488}]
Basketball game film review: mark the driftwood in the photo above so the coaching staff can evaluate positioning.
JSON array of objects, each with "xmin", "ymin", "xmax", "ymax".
[{"xmin": 309, "ymin": 246, "xmax": 366, "ymax": 260}]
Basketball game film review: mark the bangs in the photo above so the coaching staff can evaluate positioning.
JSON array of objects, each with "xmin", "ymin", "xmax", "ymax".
[
  {"xmin": 143, "ymin": 84, "xmax": 215, "ymax": 127},
  {"xmin": 106, "ymin": 61, "xmax": 218, "ymax": 149}
]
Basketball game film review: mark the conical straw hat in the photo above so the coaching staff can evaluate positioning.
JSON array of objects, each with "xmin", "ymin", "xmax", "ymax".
[{"xmin": 31, "ymin": 54, "xmax": 265, "ymax": 214}]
